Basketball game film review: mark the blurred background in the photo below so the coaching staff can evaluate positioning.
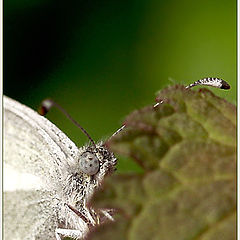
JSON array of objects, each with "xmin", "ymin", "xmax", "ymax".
[{"xmin": 4, "ymin": 0, "xmax": 236, "ymax": 172}]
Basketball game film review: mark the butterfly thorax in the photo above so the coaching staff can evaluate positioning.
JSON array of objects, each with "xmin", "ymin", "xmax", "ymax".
[{"xmin": 55, "ymin": 143, "xmax": 117, "ymax": 230}]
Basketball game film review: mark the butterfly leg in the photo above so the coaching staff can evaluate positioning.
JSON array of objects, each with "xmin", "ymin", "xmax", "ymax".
[{"xmin": 55, "ymin": 228, "xmax": 85, "ymax": 240}]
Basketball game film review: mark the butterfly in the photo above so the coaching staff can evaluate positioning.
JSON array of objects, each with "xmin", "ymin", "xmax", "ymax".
[
  {"xmin": 3, "ymin": 96, "xmax": 121, "ymax": 240},
  {"xmin": 3, "ymin": 77, "xmax": 230, "ymax": 240}
]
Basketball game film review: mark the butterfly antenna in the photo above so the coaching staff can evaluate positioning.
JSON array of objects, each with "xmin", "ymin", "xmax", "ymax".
[
  {"xmin": 108, "ymin": 77, "xmax": 230, "ymax": 141},
  {"xmin": 38, "ymin": 99, "xmax": 96, "ymax": 148},
  {"xmin": 107, "ymin": 125, "xmax": 126, "ymax": 141},
  {"xmin": 185, "ymin": 77, "xmax": 230, "ymax": 90}
]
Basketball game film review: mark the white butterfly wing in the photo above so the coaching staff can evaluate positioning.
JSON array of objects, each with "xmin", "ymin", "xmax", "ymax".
[
  {"xmin": 4, "ymin": 96, "xmax": 80, "ymax": 239},
  {"xmin": 4, "ymin": 95, "xmax": 79, "ymax": 189},
  {"xmin": 4, "ymin": 190, "xmax": 57, "ymax": 240}
]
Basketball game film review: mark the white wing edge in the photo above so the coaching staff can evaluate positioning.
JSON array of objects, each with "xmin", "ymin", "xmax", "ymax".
[{"xmin": 3, "ymin": 95, "xmax": 79, "ymax": 163}]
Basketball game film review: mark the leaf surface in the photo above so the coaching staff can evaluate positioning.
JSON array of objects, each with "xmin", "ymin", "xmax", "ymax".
[{"xmin": 89, "ymin": 85, "xmax": 236, "ymax": 240}]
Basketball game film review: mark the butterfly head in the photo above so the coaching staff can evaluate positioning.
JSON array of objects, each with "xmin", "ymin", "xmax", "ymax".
[
  {"xmin": 78, "ymin": 143, "xmax": 117, "ymax": 177},
  {"xmin": 39, "ymin": 99, "xmax": 118, "ymax": 177},
  {"xmin": 79, "ymin": 151, "xmax": 99, "ymax": 175}
]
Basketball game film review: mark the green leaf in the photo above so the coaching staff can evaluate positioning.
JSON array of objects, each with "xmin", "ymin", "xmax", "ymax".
[{"xmin": 89, "ymin": 85, "xmax": 236, "ymax": 240}]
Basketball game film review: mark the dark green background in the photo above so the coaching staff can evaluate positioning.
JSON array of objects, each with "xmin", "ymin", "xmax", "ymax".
[{"xmin": 4, "ymin": 0, "xmax": 236, "ymax": 172}]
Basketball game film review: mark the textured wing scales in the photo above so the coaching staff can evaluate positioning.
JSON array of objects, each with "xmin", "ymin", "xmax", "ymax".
[
  {"xmin": 4, "ymin": 96, "xmax": 79, "ymax": 188},
  {"xmin": 3, "ymin": 96, "xmax": 81, "ymax": 239},
  {"xmin": 4, "ymin": 190, "xmax": 57, "ymax": 240}
]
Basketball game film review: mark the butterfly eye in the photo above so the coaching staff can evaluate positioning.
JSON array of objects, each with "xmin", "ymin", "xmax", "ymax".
[{"xmin": 79, "ymin": 152, "xmax": 100, "ymax": 175}]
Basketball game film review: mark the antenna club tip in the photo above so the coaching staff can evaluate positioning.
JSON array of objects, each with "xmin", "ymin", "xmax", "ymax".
[
  {"xmin": 38, "ymin": 106, "xmax": 48, "ymax": 116},
  {"xmin": 220, "ymin": 80, "xmax": 231, "ymax": 90},
  {"xmin": 42, "ymin": 98, "xmax": 54, "ymax": 108},
  {"xmin": 38, "ymin": 98, "xmax": 54, "ymax": 116}
]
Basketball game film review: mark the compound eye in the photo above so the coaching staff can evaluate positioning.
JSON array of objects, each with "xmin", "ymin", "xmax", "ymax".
[{"xmin": 79, "ymin": 152, "xmax": 100, "ymax": 175}]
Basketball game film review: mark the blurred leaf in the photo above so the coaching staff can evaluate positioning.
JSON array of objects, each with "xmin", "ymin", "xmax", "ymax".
[{"xmin": 89, "ymin": 85, "xmax": 236, "ymax": 240}]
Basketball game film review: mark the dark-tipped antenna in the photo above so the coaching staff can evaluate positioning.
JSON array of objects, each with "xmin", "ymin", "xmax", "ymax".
[
  {"xmin": 38, "ymin": 99, "xmax": 96, "ymax": 148},
  {"xmin": 108, "ymin": 77, "xmax": 231, "ymax": 140},
  {"xmin": 185, "ymin": 77, "xmax": 230, "ymax": 90}
]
